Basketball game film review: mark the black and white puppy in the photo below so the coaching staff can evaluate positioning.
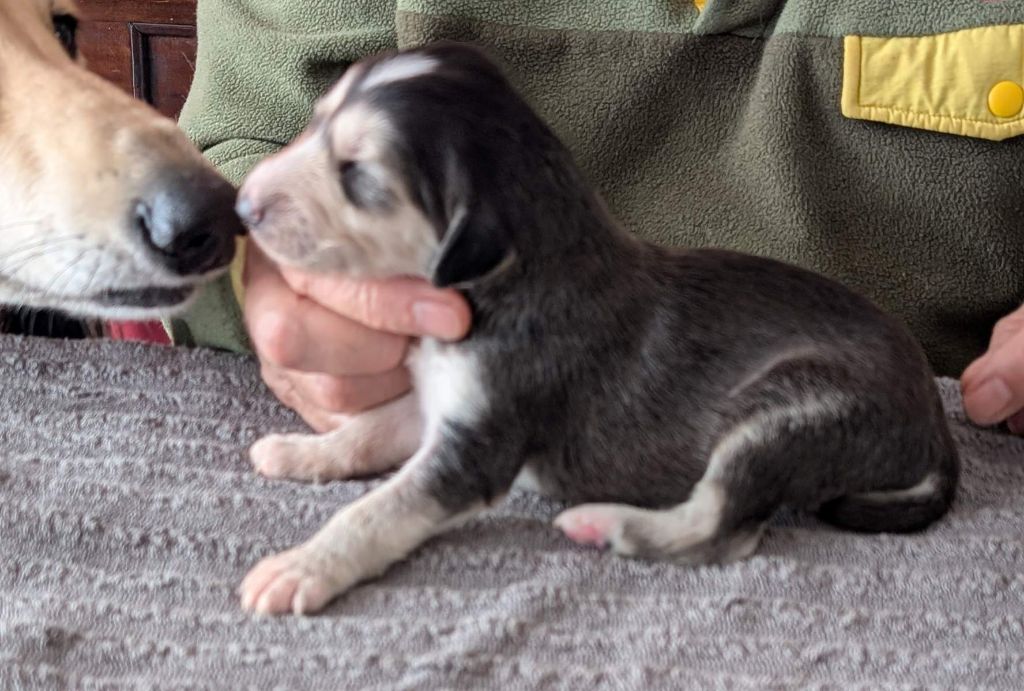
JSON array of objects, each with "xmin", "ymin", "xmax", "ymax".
[{"xmin": 235, "ymin": 43, "xmax": 959, "ymax": 615}]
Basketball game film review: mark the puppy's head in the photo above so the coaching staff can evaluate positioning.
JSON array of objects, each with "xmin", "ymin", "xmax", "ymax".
[
  {"xmin": 239, "ymin": 43, "xmax": 571, "ymax": 288},
  {"xmin": 0, "ymin": 0, "xmax": 242, "ymax": 318}
]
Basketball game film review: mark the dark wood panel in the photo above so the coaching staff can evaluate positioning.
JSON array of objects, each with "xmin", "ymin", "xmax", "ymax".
[
  {"xmin": 130, "ymin": 23, "xmax": 197, "ymax": 119},
  {"xmin": 77, "ymin": 1, "xmax": 197, "ymax": 119},
  {"xmin": 77, "ymin": 0, "xmax": 196, "ymax": 26},
  {"xmin": 78, "ymin": 20, "xmax": 133, "ymax": 93}
]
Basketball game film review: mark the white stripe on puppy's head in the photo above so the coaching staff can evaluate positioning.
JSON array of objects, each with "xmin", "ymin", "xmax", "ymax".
[
  {"xmin": 237, "ymin": 44, "xmax": 522, "ymax": 286},
  {"xmin": 359, "ymin": 54, "xmax": 439, "ymax": 92},
  {"xmin": 312, "ymin": 54, "xmax": 439, "ymax": 122}
]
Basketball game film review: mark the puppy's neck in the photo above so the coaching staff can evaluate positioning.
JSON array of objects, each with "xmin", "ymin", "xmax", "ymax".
[
  {"xmin": 467, "ymin": 168, "xmax": 647, "ymax": 310},
  {"xmin": 500, "ymin": 146, "xmax": 639, "ymax": 260}
]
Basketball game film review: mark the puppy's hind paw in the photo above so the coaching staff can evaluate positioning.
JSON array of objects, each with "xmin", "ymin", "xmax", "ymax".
[
  {"xmin": 554, "ymin": 504, "xmax": 630, "ymax": 551},
  {"xmin": 556, "ymin": 494, "xmax": 756, "ymax": 563},
  {"xmin": 239, "ymin": 546, "xmax": 348, "ymax": 616},
  {"xmin": 555, "ymin": 503, "xmax": 696, "ymax": 559}
]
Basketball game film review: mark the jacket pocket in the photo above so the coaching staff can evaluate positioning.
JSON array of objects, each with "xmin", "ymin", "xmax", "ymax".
[{"xmin": 842, "ymin": 25, "xmax": 1024, "ymax": 141}]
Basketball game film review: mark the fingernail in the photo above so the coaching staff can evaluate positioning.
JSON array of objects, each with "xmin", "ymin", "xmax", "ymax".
[
  {"xmin": 413, "ymin": 301, "xmax": 464, "ymax": 340},
  {"xmin": 963, "ymin": 377, "xmax": 1013, "ymax": 425}
]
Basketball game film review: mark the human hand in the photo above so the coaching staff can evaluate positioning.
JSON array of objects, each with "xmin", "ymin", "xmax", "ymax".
[
  {"xmin": 961, "ymin": 304, "xmax": 1024, "ymax": 434},
  {"xmin": 243, "ymin": 245, "xmax": 471, "ymax": 432}
]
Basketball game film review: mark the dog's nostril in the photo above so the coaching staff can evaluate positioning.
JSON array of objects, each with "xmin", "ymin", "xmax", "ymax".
[
  {"xmin": 138, "ymin": 205, "xmax": 215, "ymax": 263},
  {"xmin": 179, "ymin": 226, "xmax": 219, "ymax": 257}
]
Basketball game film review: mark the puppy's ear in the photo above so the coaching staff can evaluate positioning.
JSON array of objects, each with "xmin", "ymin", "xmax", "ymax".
[{"xmin": 430, "ymin": 203, "xmax": 512, "ymax": 288}]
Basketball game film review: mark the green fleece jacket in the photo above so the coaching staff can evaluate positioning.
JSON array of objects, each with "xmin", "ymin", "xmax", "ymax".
[{"xmin": 174, "ymin": 0, "xmax": 1024, "ymax": 375}]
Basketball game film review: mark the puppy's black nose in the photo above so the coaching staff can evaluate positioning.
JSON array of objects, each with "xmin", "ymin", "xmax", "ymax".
[{"xmin": 136, "ymin": 169, "xmax": 244, "ymax": 276}]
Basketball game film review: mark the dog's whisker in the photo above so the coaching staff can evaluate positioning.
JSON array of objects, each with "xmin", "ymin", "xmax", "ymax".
[
  {"xmin": 38, "ymin": 248, "xmax": 91, "ymax": 300},
  {"xmin": 60, "ymin": 248, "xmax": 103, "ymax": 299},
  {"xmin": 0, "ymin": 250, "xmax": 68, "ymax": 280},
  {"xmin": 80, "ymin": 252, "xmax": 106, "ymax": 300},
  {"xmin": 81, "ymin": 259, "xmax": 100, "ymax": 299},
  {"xmin": 0, "ymin": 245, "xmax": 88, "ymax": 281},
  {"xmin": 56, "ymin": 253, "xmax": 91, "ymax": 301},
  {"xmin": 2, "ymin": 227, "xmax": 82, "ymax": 245},
  {"xmin": 0, "ymin": 238, "xmax": 84, "ymax": 261},
  {"xmin": 0, "ymin": 218, "xmax": 47, "ymax": 231},
  {"xmin": 1, "ymin": 231, "xmax": 85, "ymax": 254},
  {"xmin": 0, "ymin": 236, "xmax": 89, "ymax": 272}
]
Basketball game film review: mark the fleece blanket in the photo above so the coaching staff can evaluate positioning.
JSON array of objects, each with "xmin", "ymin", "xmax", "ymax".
[
  {"xmin": 174, "ymin": 0, "xmax": 1024, "ymax": 374},
  {"xmin": 1, "ymin": 333, "xmax": 1023, "ymax": 689}
]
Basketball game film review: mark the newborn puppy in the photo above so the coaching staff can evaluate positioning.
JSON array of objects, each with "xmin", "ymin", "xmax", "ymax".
[{"xmin": 236, "ymin": 43, "xmax": 959, "ymax": 615}]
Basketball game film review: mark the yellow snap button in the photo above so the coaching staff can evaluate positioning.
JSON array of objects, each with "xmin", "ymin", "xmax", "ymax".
[{"xmin": 989, "ymin": 80, "xmax": 1024, "ymax": 118}]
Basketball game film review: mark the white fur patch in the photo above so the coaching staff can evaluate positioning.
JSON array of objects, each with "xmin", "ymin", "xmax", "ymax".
[
  {"xmin": 635, "ymin": 481, "xmax": 725, "ymax": 554},
  {"xmin": 711, "ymin": 397, "xmax": 852, "ymax": 467},
  {"xmin": 360, "ymin": 55, "xmax": 438, "ymax": 92},
  {"xmin": 728, "ymin": 346, "xmax": 826, "ymax": 398},
  {"xmin": 673, "ymin": 481, "xmax": 725, "ymax": 537},
  {"xmin": 856, "ymin": 473, "xmax": 939, "ymax": 502},
  {"xmin": 512, "ymin": 464, "xmax": 548, "ymax": 495},
  {"xmin": 412, "ymin": 340, "xmax": 487, "ymax": 429}
]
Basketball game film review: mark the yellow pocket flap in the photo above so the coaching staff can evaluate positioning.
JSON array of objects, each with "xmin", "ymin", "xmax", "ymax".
[{"xmin": 842, "ymin": 25, "xmax": 1024, "ymax": 141}]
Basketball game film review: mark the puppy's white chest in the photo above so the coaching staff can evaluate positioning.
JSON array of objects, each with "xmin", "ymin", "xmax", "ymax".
[{"xmin": 410, "ymin": 339, "xmax": 487, "ymax": 428}]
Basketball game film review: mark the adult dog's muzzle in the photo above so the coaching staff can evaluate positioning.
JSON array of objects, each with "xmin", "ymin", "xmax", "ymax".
[{"xmin": 135, "ymin": 167, "xmax": 244, "ymax": 277}]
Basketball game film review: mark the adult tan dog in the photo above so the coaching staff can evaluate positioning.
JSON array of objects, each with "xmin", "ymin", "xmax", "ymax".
[{"xmin": 0, "ymin": 0, "xmax": 240, "ymax": 319}]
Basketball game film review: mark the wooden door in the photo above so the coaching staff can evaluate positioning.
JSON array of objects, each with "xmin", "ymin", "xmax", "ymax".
[{"xmin": 77, "ymin": 0, "xmax": 198, "ymax": 119}]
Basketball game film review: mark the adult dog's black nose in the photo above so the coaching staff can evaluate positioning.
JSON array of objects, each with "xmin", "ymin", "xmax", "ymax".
[{"xmin": 135, "ymin": 169, "xmax": 244, "ymax": 276}]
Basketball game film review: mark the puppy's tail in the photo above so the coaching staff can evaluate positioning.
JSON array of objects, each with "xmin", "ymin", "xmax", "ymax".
[{"xmin": 817, "ymin": 427, "xmax": 959, "ymax": 534}]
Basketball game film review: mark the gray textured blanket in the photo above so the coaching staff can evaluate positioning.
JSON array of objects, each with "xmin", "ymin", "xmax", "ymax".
[{"xmin": 1, "ymin": 334, "xmax": 1023, "ymax": 689}]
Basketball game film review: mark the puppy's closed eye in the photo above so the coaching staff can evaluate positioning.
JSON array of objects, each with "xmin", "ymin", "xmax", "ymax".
[{"xmin": 339, "ymin": 161, "xmax": 395, "ymax": 212}]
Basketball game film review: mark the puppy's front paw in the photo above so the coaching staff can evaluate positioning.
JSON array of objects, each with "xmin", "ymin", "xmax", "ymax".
[
  {"xmin": 250, "ymin": 433, "xmax": 340, "ymax": 483},
  {"xmin": 239, "ymin": 546, "xmax": 350, "ymax": 615}
]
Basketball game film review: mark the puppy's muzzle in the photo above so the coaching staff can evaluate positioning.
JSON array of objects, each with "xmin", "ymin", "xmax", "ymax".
[
  {"xmin": 135, "ymin": 168, "xmax": 244, "ymax": 276},
  {"xmin": 234, "ymin": 196, "xmax": 263, "ymax": 229}
]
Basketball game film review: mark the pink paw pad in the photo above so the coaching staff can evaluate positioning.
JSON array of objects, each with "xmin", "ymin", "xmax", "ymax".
[{"xmin": 555, "ymin": 510, "xmax": 621, "ymax": 548}]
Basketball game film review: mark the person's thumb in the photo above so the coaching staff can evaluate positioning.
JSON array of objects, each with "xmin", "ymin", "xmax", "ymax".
[{"xmin": 962, "ymin": 334, "xmax": 1024, "ymax": 426}]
